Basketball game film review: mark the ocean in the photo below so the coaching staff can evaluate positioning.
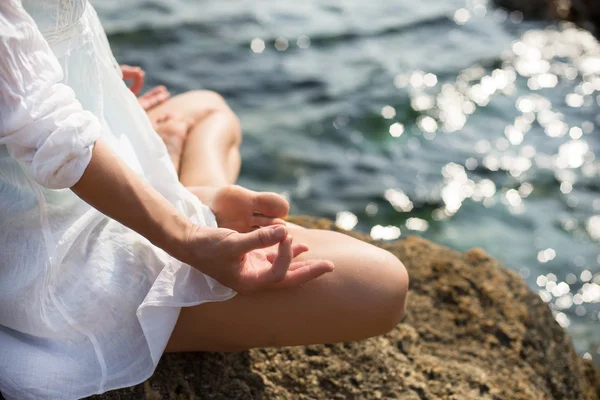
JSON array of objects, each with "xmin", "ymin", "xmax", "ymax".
[{"xmin": 96, "ymin": 0, "xmax": 600, "ymax": 366}]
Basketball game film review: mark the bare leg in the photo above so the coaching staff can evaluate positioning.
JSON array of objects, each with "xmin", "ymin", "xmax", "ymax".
[
  {"xmin": 148, "ymin": 90, "xmax": 409, "ymax": 351},
  {"xmin": 150, "ymin": 115, "xmax": 191, "ymax": 172},
  {"xmin": 147, "ymin": 90, "xmax": 241, "ymax": 186},
  {"xmin": 166, "ymin": 225, "xmax": 409, "ymax": 352}
]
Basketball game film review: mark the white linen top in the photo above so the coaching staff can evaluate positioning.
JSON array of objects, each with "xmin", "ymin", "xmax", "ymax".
[{"xmin": 0, "ymin": 1, "xmax": 236, "ymax": 398}]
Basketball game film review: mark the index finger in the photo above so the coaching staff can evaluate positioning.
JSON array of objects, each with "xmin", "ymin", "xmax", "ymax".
[
  {"xmin": 120, "ymin": 65, "xmax": 138, "ymax": 79},
  {"xmin": 121, "ymin": 65, "xmax": 144, "ymax": 95}
]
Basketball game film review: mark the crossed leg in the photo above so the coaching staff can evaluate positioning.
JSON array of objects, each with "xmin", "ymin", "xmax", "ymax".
[
  {"xmin": 147, "ymin": 90, "xmax": 409, "ymax": 352},
  {"xmin": 147, "ymin": 90, "xmax": 241, "ymax": 186}
]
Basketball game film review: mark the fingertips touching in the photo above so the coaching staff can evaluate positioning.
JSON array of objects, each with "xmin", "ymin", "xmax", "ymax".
[{"xmin": 236, "ymin": 224, "xmax": 287, "ymax": 253}]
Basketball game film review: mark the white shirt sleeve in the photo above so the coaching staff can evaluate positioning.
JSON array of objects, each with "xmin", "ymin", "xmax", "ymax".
[{"xmin": 0, "ymin": 0, "xmax": 101, "ymax": 189}]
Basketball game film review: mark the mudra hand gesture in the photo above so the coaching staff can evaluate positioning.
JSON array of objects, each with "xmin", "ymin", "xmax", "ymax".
[
  {"xmin": 118, "ymin": 67, "xmax": 332, "ymax": 292},
  {"xmin": 177, "ymin": 224, "xmax": 334, "ymax": 294},
  {"xmin": 121, "ymin": 65, "xmax": 171, "ymax": 111}
]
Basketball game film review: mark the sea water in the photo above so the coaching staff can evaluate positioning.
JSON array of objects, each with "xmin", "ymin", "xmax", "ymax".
[{"xmin": 97, "ymin": 0, "xmax": 600, "ymax": 366}]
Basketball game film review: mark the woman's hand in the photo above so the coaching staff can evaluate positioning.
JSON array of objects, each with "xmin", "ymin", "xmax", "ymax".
[
  {"xmin": 138, "ymin": 85, "xmax": 171, "ymax": 111},
  {"xmin": 176, "ymin": 224, "xmax": 334, "ymax": 294},
  {"xmin": 188, "ymin": 185, "xmax": 290, "ymax": 233},
  {"xmin": 120, "ymin": 65, "xmax": 171, "ymax": 111},
  {"xmin": 72, "ymin": 141, "xmax": 333, "ymax": 294}
]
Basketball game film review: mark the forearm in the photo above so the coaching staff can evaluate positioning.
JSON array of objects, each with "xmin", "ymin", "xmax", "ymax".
[{"xmin": 71, "ymin": 138, "xmax": 192, "ymax": 256}]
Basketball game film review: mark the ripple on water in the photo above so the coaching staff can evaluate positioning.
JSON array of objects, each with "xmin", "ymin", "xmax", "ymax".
[{"xmin": 100, "ymin": 0, "xmax": 600, "ymax": 365}]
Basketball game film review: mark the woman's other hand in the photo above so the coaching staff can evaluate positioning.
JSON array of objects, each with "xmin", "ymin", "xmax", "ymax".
[
  {"xmin": 178, "ymin": 225, "xmax": 334, "ymax": 294},
  {"xmin": 188, "ymin": 185, "xmax": 290, "ymax": 233},
  {"xmin": 121, "ymin": 64, "xmax": 144, "ymax": 95},
  {"xmin": 120, "ymin": 65, "xmax": 171, "ymax": 111},
  {"xmin": 138, "ymin": 85, "xmax": 171, "ymax": 111}
]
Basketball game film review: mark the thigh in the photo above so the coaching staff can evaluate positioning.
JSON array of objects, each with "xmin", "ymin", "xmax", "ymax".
[
  {"xmin": 166, "ymin": 226, "xmax": 408, "ymax": 352},
  {"xmin": 147, "ymin": 90, "xmax": 242, "ymax": 186},
  {"xmin": 146, "ymin": 90, "xmax": 231, "ymax": 127}
]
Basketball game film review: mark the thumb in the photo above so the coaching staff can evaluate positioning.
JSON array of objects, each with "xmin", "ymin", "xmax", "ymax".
[{"xmin": 233, "ymin": 225, "xmax": 287, "ymax": 253}]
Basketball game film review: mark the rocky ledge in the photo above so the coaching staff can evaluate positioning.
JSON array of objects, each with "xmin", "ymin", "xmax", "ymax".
[
  {"xmin": 494, "ymin": 0, "xmax": 600, "ymax": 36},
  {"xmin": 90, "ymin": 216, "xmax": 598, "ymax": 399}
]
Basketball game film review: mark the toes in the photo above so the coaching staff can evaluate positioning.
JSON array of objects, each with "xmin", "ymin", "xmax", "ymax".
[{"xmin": 252, "ymin": 192, "xmax": 290, "ymax": 219}]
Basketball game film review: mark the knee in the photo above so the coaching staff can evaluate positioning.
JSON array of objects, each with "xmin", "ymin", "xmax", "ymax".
[
  {"xmin": 374, "ymin": 250, "xmax": 409, "ymax": 334},
  {"xmin": 182, "ymin": 90, "xmax": 235, "ymax": 120},
  {"xmin": 186, "ymin": 90, "xmax": 242, "ymax": 144},
  {"xmin": 182, "ymin": 90, "xmax": 230, "ymax": 112}
]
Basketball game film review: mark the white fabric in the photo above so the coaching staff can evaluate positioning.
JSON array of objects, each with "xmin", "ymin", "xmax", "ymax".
[{"xmin": 0, "ymin": 1, "xmax": 236, "ymax": 398}]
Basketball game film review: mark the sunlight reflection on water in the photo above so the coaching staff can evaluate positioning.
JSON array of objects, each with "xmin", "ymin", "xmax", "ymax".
[
  {"xmin": 330, "ymin": 10, "xmax": 600, "ymax": 349},
  {"xmin": 101, "ymin": 0, "xmax": 600, "ymax": 364}
]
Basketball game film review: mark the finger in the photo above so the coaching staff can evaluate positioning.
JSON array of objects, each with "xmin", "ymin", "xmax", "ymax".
[
  {"xmin": 252, "ymin": 192, "xmax": 290, "ymax": 219},
  {"xmin": 139, "ymin": 95, "xmax": 157, "ymax": 111},
  {"xmin": 251, "ymin": 216, "xmax": 286, "ymax": 228},
  {"xmin": 145, "ymin": 85, "xmax": 167, "ymax": 96},
  {"xmin": 121, "ymin": 65, "xmax": 144, "ymax": 95},
  {"xmin": 233, "ymin": 225, "xmax": 287, "ymax": 254},
  {"xmin": 151, "ymin": 90, "xmax": 171, "ymax": 107},
  {"xmin": 265, "ymin": 243, "xmax": 309, "ymax": 263},
  {"xmin": 130, "ymin": 69, "xmax": 145, "ymax": 95},
  {"xmin": 286, "ymin": 259, "xmax": 313, "ymax": 271},
  {"xmin": 138, "ymin": 96, "xmax": 151, "ymax": 110},
  {"xmin": 154, "ymin": 85, "xmax": 170, "ymax": 98},
  {"xmin": 271, "ymin": 260, "xmax": 335, "ymax": 289},
  {"xmin": 142, "ymin": 86, "xmax": 168, "ymax": 101},
  {"xmin": 265, "ymin": 235, "xmax": 294, "ymax": 284},
  {"xmin": 120, "ymin": 65, "xmax": 137, "ymax": 80},
  {"xmin": 140, "ymin": 89, "xmax": 170, "ymax": 111}
]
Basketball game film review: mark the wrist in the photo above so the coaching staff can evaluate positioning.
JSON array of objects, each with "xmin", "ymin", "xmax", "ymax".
[{"xmin": 153, "ymin": 212, "xmax": 196, "ymax": 262}]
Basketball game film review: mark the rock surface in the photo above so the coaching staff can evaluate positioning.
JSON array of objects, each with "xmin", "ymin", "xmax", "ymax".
[
  {"xmin": 494, "ymin": 0, "xmax": 600, "ymax": 36},
  {"xmin": 84, "ymin": 216, "xmax": 600, "ymax": 400}
]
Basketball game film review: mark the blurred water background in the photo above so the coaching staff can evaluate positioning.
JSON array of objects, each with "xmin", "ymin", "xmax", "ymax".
[{"xmin": 96, "ymin": 0, "xmax": 600, "ymax": 365}]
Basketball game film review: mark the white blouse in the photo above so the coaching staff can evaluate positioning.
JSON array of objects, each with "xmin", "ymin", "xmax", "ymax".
[{"xmin": 0, "ymin": 1, "xmax": 236, "ymax": 398}]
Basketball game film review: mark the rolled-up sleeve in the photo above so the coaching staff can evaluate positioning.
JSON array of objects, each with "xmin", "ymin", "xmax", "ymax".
[{"xmin": 0, "ymin": 0, "xmax": 101, "ymax": 189}]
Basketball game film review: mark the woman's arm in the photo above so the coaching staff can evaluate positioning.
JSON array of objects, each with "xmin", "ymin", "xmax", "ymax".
[
  {"xmin": 0, "ymin": 0, "xmax": 99, "ymax": 189},
  {"xmin": 0, "ymin": 0, "xmax": 189, "ymax": 252},
  {"xmin": 1, "ymin": 0, "xmax": 333, "ymax": 292},
  {"xmin": 71, "ymin": 139, "xmax": 193, "ymax": 256},
  {"xmin": 71, "ymin": 140, "xmax": 334, "ymax": 293}
]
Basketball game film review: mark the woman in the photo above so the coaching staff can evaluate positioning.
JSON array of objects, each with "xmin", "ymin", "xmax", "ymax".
[{"xmin": 0, "ymin": 0, "xmax": 409, "ymax": 398}]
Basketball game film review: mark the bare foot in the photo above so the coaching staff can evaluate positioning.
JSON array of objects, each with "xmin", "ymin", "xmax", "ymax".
[{"xmin": 188, "ymin": 185, "xmax": 290, "ymax": 233}]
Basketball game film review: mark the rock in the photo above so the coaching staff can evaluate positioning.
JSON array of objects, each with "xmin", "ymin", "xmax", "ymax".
[
  {"xmin": 494, "ymin": 0, "xmax": 600, "ymax": 36},
  {"xmin": 85, "ymin": 216, "xmax": 600, "ymax": 400},
  {"xmin": 0, "ymin": 216, "xmax": 592, "ymax": 400},
  {"xmin": 494, "ymin": 0, "xmax": 560, "ymax": 20},
  {"xmin": 570, "ymin": 0, "xmax": 600, "ymax": 34}
]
